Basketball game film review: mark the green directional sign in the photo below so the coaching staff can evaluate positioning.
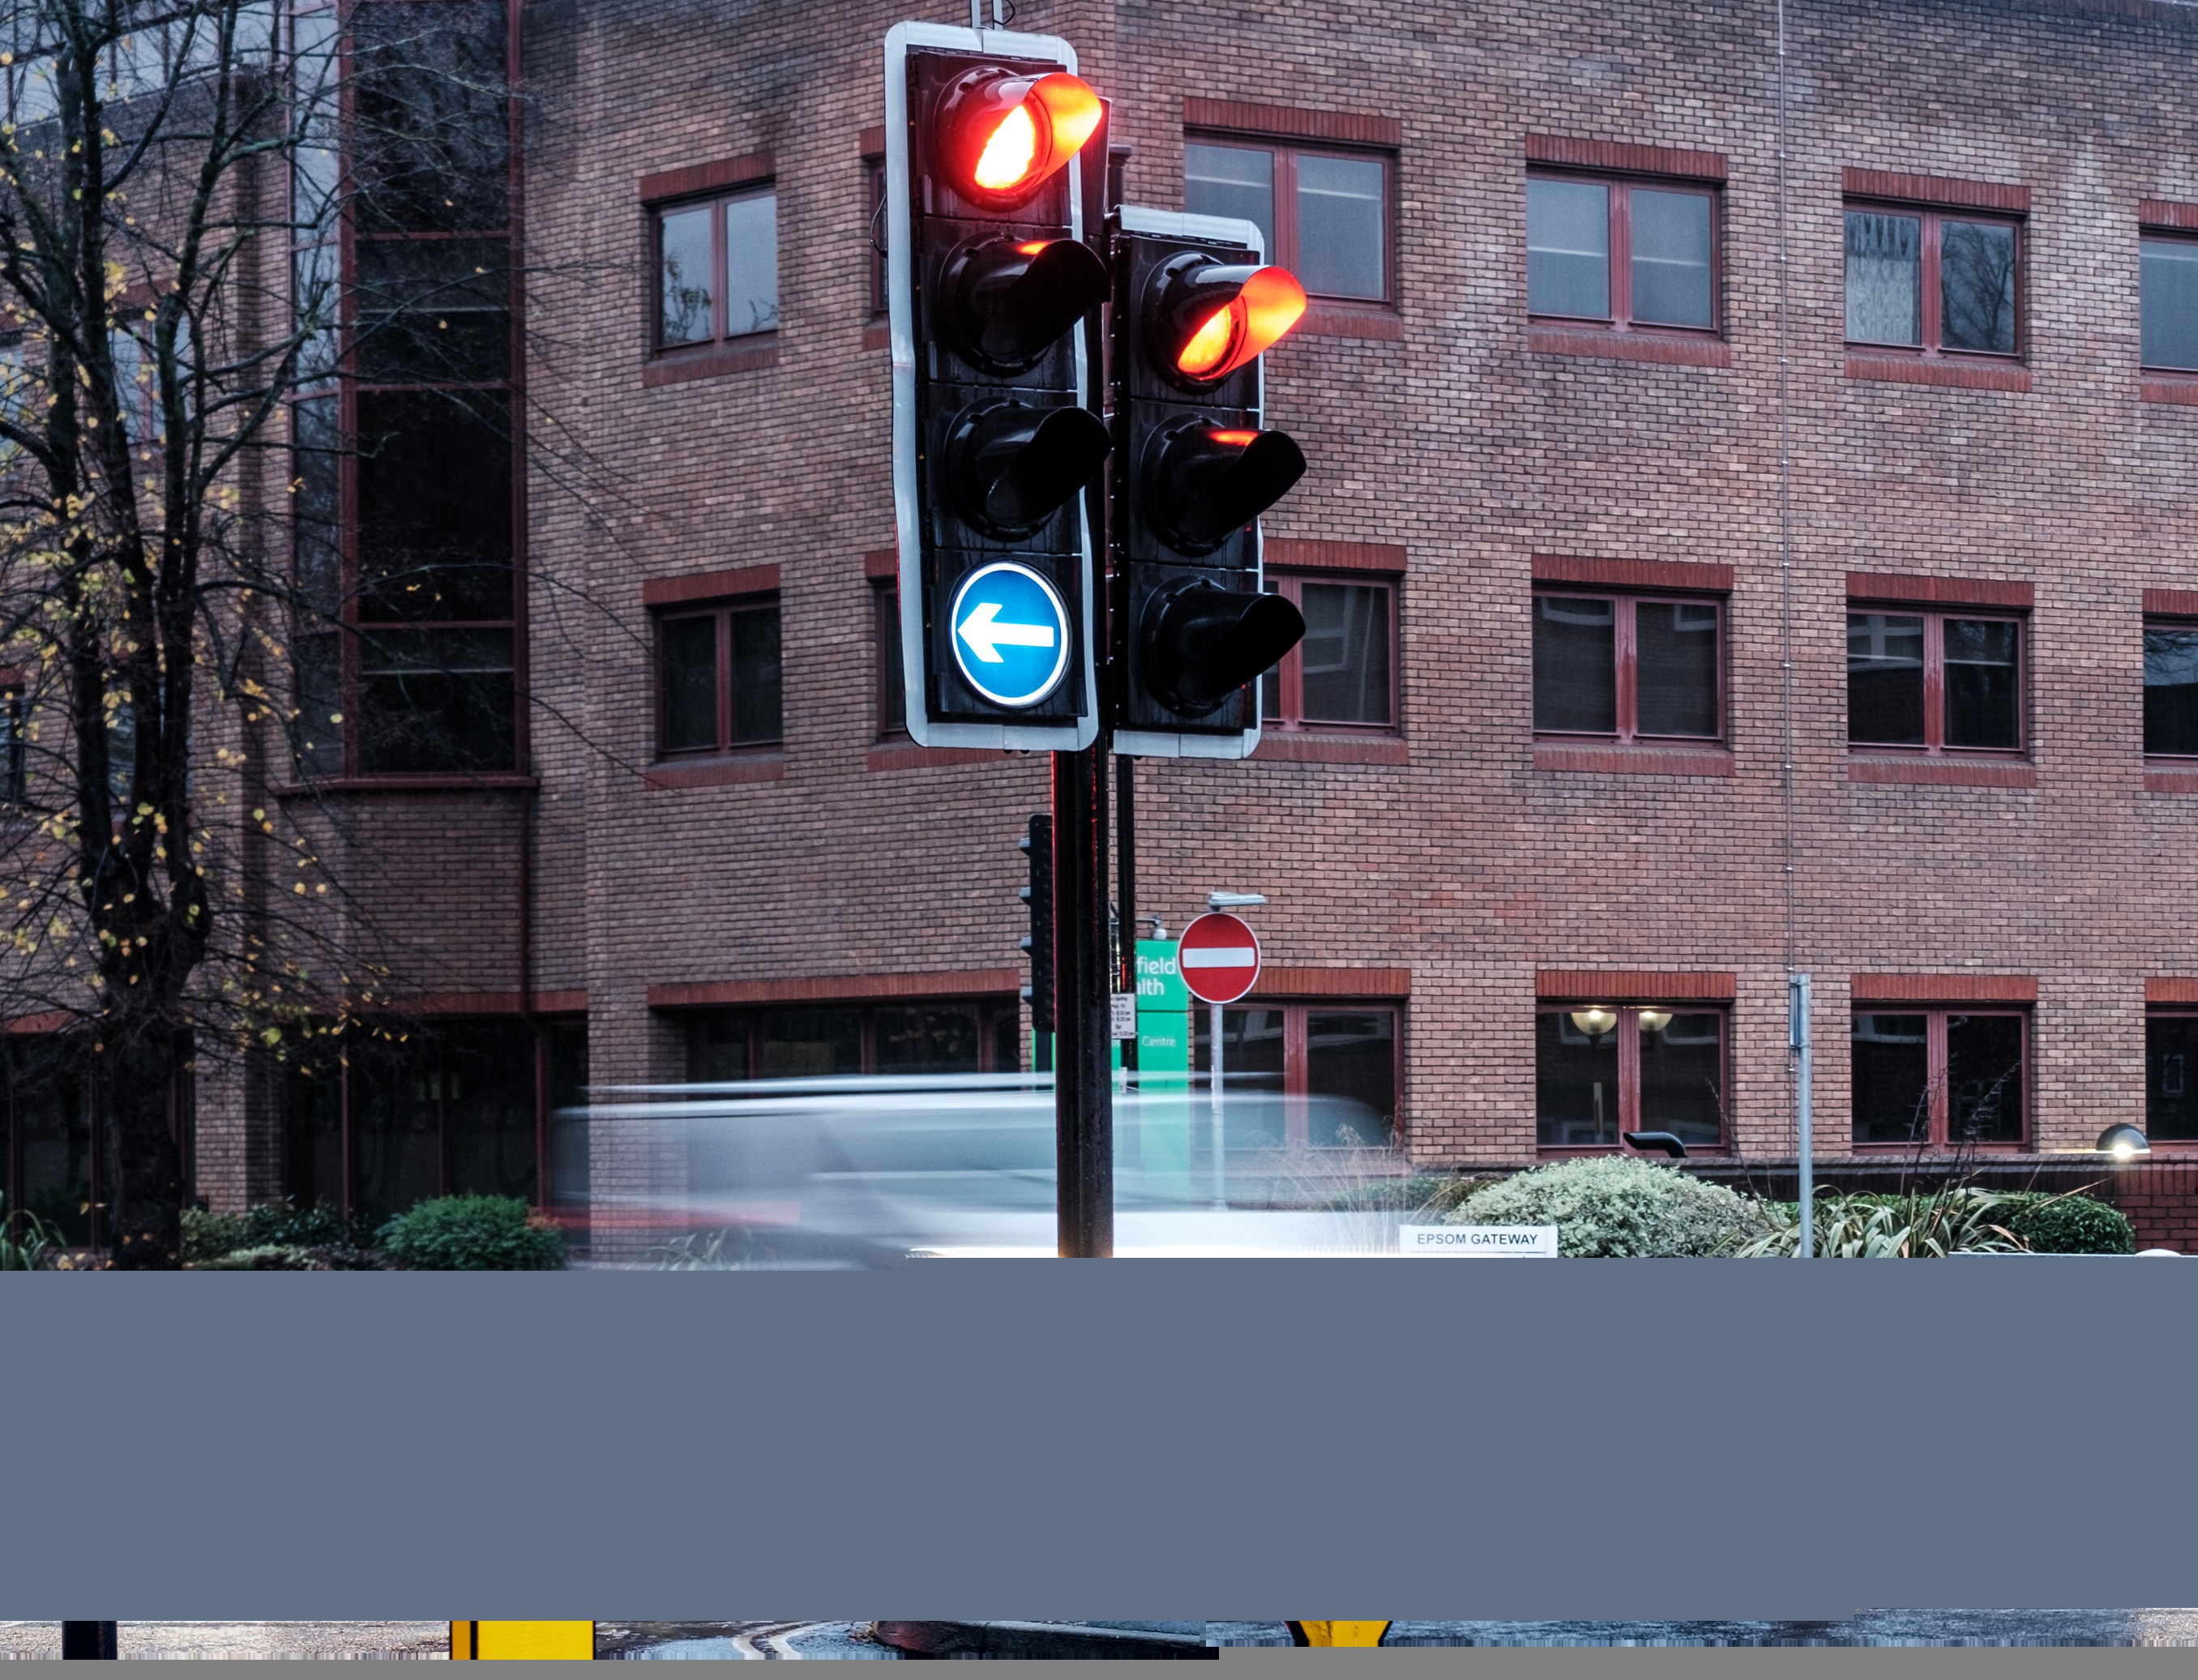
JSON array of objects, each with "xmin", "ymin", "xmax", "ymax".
[{"xmin": 1133, "ymin": 938, "xmax": 1193, "ymax": 1195}]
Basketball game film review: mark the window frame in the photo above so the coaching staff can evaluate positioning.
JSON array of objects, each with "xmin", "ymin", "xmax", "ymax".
[
  {"xmin": 1183, "ymin": 130, "xmax": 1397, "ymax": 308},
  {"xmin": 686, "ymin": 997, "xmax": 1022, "ymax": 1080},
  {"xmin": 2143, "ymin": 613, "xmax": 2198, "ymax": 761},
  {"xmin": 1525, "ymin": 168, "xmax": 1724, "ymax": 340},
  {"xmin": 287, "ymin": 0, "xmax": 525, "ymax": 787},
  {"xmin": 1191, "ymin": 998, "xmax": 1405, "ymax": 1152},
  {"xmin": 648, "ymin": 182, "xmax": 780, "ymax": 357},
  {"xmin": 1261, "ymin": 571, "xmax": 1401, "ymax": 736},
  {"xmin": 1842, "ymin": 199, "xmax": 2025, "ymax": 362},
  {"xmin": 873, "ymin": 579, "xmax": 907, "ymax": 739},
  {"xmin": 651, "ymin": 591, "xmax": 783, "ymax": 762},
  {"xmin": 2146, "ymin": 1010, "xmax": 2198, "ymax": 1145},
  {"xmin": 1845, "ymin": 604, "xmax": 2026, "ymax": 758},
  {"xmin": 1848, "ymin": 1007, "xmax": 2029, "ymax": 1152},
  {"xmin": 1531, "ymin": 588, "xmax": 1726, "ymax": 746},
  {"xmin": 1533, "ymin": 1003, "xmax": 1729, "ymax": 1156}
]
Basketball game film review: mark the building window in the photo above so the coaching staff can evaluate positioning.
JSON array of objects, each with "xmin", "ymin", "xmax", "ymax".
[
  {"xmin": 2145, "ymin": 618, "xmax": 2198, "ymax": 757},
  {"xmin": 1260, "ymin": 574, "xmax": 1396, "ymax": 731},
  {"xmin": 1847, "ymin": 608, "xmax": 2022, "ymax": 754},
  {"xmin": 655, "ymin": 186, "xmax": 778, "ymax": 352},
  {"xmin": 1526, "ymin": 172, "xmax": 1718, "ymax": 333},
  {"xmin": 656, "ymin": 596, "xmax": 782, "ymax": 758},
  {"xmin": 687, "ymin": 999, "xmax": 1020, "ymax": 1080},
  {"xmin": 2148, "ymin": 1015, "xmax": 2198, "ymax": 1142},
  {"xmin": 874, "ymin": 581, "xmax": 907, "ymax": 736},
  {"xmin": 290, "ymin": 0, "xmax": 520, "ymax": 781},
  {"xmin": 1192, "ymin": 1002, "xmax": 1400, "ymax": 1149},
  {"xmin": 284, "ymin": 1018, "xmax": 588, "ymax": 1228},
  {"xmin": 1850, "ymin": 1010, "xmax": 2025, "ymax": 1147},
  {"xmin": 1535, "ymin": 1006, "xmax": 1725, "ymax": 1152},
  {"xmin": 1184, "ymin": 136, "xmax": 1392, "ymax": 302},
  {"xmin": 865, "ymin": 156, "xmax": 888, "ymax": 318},
  {"xmin": 1845, "ymin": 203, "xmax": 2020, "ymax": 358},
  {"xmin": 1533, "ymin": 592, "xmax": 1722, "ymax": 742},
  {"xmin": 2142, "ymin": 232, "xmax": 2198, "ymax": 371},
  {"xmin": 0, "ymin": 686, "xmax": 23, "ymax": 804}
]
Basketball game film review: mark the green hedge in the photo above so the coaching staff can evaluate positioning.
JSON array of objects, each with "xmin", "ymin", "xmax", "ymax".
[
  {"xmin": 1994, "ymin": 1191, "xmax": 2134, "ymax": 1255},
  {"xmin": 378, "ymin": 1195, "xmax": 567, "ymax": 1271}
]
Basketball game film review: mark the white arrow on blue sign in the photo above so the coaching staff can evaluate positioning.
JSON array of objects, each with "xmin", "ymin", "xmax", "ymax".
[{"xmin": 949, "ymin": 561, "xmax": 1072, "ymax": 708}]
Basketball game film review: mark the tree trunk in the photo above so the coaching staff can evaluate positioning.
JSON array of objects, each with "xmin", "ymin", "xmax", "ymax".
[{"xmin": 98, "ymin": 1024, "xmax": 186, "ymax": 1269}]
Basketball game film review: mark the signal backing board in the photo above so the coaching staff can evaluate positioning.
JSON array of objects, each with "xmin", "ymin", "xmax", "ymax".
[{"xmin": 883, "ymin": 21, "xmax": 1102, "ymax": 752}]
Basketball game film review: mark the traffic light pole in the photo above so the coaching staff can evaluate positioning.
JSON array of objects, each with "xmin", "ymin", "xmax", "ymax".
[{"xmin": 1053, "ymin": 744, "xmax": 1112, "ymax": 1257}]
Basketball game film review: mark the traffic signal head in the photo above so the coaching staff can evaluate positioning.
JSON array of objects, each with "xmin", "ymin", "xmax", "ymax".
[
  {"xmin": 1110, "ymin": 210, "xmax": 1311, "ymax": 756},
  {"xmin": 886, "ymin": 23, "xmax": 1106, "ymax": 750}
]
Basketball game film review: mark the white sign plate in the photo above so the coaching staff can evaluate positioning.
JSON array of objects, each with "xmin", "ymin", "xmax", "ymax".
[
  {"xmin": 1400, "ymin": 1225, "xmax": 1559, "ymax": 1257},
  {"xmin": 1109, "ymin": 992, "xmax": 1138, "ymax": 1041}
]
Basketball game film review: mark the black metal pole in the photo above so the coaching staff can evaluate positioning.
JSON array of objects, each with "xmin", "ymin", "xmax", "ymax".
[
  {"xmin": 62, "ymin": 1623, "xmax": 117, "ymax": 1660},
  {"xmin": 1053, "ymin": 746, "xmax": 1113, "ymax": 1257},
  {"xmin": 1115, "ymin": 752, "xmax": 1137, "ymax": 1076}
]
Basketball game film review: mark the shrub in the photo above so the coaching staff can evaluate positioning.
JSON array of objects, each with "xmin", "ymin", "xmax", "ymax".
[
  {"xmin": 379, "ymin": 1195, "xmax": 567, "ymax": 1272},
  {"xmin": 1994, "ymin": 1191, "xmax": 2134, "ymax": 1255},
  {"xmin": 1322, "ymin": 1174, "xmax": 1499, "ymax": 1216},
  {"xmin": 1447, "ymin": 1156, "xmax": 1768, "ymax": 1257},
  {"xmin": 184, "ymin": 1199, "xmax": 378, "ymax": 1267},
  {"xmin": 1728, "ymin": 1189, "xmax": 2024, "ymax": 1258},
  {"xmin": 0, "ymin": 1195, "xmax": 55, "ymax": 1271},
  {"xmin": 181, "ymin": 1208, "xmax": 246, "ymax": 1263}
]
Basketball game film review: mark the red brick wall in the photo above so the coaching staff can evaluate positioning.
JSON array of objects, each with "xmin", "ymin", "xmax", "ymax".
[{"xmin": 186, "ymin": 0, "xmax": 2198, "ymax": 1241}]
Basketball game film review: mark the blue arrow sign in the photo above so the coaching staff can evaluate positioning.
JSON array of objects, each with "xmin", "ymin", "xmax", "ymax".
[{"xmin": 949, "ymin": 562, "xmax": 1072, "ymax": 708}]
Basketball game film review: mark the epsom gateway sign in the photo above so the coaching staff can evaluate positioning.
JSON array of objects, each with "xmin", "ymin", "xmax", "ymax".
[{"xmin": 1400, "ymin": 1225, "xmax": 1559, "ymax": 1257}]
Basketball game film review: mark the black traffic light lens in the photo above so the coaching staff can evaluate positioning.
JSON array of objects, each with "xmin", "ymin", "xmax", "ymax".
[
  {"xmin": 947, "ymin": 400, "xmax": 1113, "ymax": 538},
  {"xmin": 1145, "ymin": 419, "xmax": 1307, "ymax": 554},
  {"xmin": 951, "ymin": 236, "xmax": 1110, "ymax": 371},
  {"xmin": 1141, "ymin": 577, "xmax": 1306, "ymax": 716}
]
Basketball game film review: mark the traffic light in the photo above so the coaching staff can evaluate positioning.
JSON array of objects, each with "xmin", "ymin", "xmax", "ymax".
[
  {"xmin": 1020, "ymin": 814, "xmax": 1055, "ymax": 1049},
  {"xmin": 884, "ymin": 22, "xmax": 1110, "ymax": 750},
  {"xmin": 1110, "ymin": 208, "xmax": 1311, "ymax": 757}
]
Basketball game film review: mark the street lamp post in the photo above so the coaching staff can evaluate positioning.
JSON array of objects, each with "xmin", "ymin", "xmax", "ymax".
[{"xmin": 1204, "ymin": 891, "xmax": 1266, "ymax": 1211}]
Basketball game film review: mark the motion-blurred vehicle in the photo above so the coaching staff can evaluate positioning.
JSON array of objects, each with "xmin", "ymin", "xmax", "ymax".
[{"xmin": 552, "ymin": 1074, "xmax": 1408, "ymax": 1265}]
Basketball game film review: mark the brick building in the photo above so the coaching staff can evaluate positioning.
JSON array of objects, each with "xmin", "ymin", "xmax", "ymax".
[{"xmin": 25, "ymin": 0, "xmax": 2198, "ymax": 1246}]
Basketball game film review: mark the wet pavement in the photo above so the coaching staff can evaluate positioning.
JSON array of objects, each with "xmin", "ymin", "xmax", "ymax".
[
  {"xmin": 1215, "ymin": 1612, "xmax": 2198, "ymax": 1647},
  {"xmin": 0, "ymin": 1622, "xmax": 447, "ymax": 1660}
]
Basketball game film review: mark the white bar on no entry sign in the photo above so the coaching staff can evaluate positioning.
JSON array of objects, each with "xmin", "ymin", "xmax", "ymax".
[
  {"xmin": 1179, "ymin": 948, "xmax": 1256, "ymax": 968},
  {"xmin": 1400, "ymin": 1225, "xmax": 1559, "ymax": 1256}
]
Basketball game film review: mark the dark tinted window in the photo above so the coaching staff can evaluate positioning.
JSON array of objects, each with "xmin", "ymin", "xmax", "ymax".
[
  {"xmin": 1533, "ymin": 596, "xmax": 1616, "ymax": 733},
  {"xmin": 1848, "ymin": 613, "xmax": 1926, "ymax": 745},
  {"xmin": 1851, "ymin": 1014, "xmax": 1929, "ymax": 1144},
  {"xmin": 2148, "ymin": 1016, "xmax": 2198, "ymax": 1141},
  {"xmin": 2145, "ymin": 624, "xmax": 2198, "ymax": 756},
  {"xmin": 1536, "ymin": 1010, "xmax": 1620, "ymax": 1148}
]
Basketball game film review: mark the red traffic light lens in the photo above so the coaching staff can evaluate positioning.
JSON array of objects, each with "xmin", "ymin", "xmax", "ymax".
[
  {"xmin": 948, "ymin": 69, "xmax": 1103, "ymax": 203},
  {"xmin": 1170, "ymin": 266, "xmax": 1308, "ymax": 382}
]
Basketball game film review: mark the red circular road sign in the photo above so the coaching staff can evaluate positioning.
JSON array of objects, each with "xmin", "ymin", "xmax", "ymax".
[{"xmin": 1177, "ymin": 912, "xmax": 1262, "ymax": 1004}]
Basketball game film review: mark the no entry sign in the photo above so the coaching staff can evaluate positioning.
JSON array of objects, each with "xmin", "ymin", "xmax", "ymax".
[{"xmin": 1177, "ymin": 912, "xmax": 1261, "ymax": 1004}]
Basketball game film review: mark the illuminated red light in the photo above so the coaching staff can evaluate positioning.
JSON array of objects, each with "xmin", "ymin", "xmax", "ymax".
[
  {"xmin": 951, "ymin": 70, "xmax": 1104, "ymax": 203},
  {"xmin": 1172, "ymin": 267, "xmax": 1308, "ymax": 381},
  {"xmin": 1208, "ymin": 429, "xmax": 1259, "ymax": 446}
]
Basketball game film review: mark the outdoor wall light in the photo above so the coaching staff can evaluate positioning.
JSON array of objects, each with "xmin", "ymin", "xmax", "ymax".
[
  {"xmin": 2098, "ymin": 1122, "xmax": 2151, "ymax": 1160},
  {"xmin": 1570, "ymin": 1007, "xmax": 1618, "ymax": 1036},
  {"xmin": 1624, "ymin": 1131, "xmax": 1689, "ymax": 1159},
  {"xmin": 1639, "ymin": 1010, "xmax": 1674, "ymax": 1033}
]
